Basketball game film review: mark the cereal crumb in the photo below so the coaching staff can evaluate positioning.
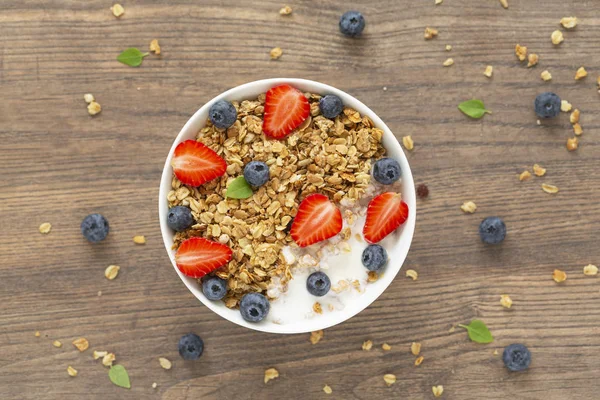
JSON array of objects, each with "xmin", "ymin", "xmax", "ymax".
[
  {"xmin": 102, "ymin": 353, "xmax": 116, "ymax": 367},
  {"xmin": 310, "ymin": 330, "xmax": 323, "ymax": 345},
  {"xmin": 551, "ymin": 30, "xmax": 564, "ymax": 45},
  {"xmin": 87, "ymin": 101, "xmax": 101, "ymax": 116},
  {"xmin": 133, "ymin": 235, "xmax": 146, "ymax": 244},
  {"xmin": 415, "ymin": 356, "xmax": 425, "ymax": 366},
  {"xmin": 72, "ymin": 338, "xmax": 89, "ymax": 352},
  {"xmin": 383, "ymin": 374, "xmax": 397, "ymax": 386},
  {"xmin": 97, "ymin": 290, "xmax": 102, "ymax": 296},
  {"xmin": 575, "ymin": 66, "xmax": 588, "ymax": 80},
  {"xmin": 110, "ymin": 3, "xmax": 124, "ymax": 18},
  {"xmin": 323, "ymin": 384, "xmax": 332, "ymax": 394},
  {"xmin": 405, "ymin": 269, "xmax": 418, "ymax": 280},
  {"xmin": 416, "ymin": 183, "xmax": 429, "ymax": 199},
  {"xmin": 53, "ymin": 340, "xmax": 62, "ymax": 348},
  {"xmin": 67, "ymin": 366, "xmax": 78, "ymax": 377},
  {"xmin": 105, "ymin": 265, "xmax": 120, "ymax": 280},
  {"xmin": 362, "ymin": 340, "xmax": 373, "ymax": 351},
  {"xmin": 542, "ymin": 183, "xmax": 559, "ymax": 194},
  {"xmin": 270, "ymin": 47, "xmax": 283, "ymax": 60},
  {"xmin": 445, "ymin": 44, "xmax": 452, "ymax": 51},
  {"xmin": 537, "ymin": 119, "xmax": 541, "ymax": 125},
  {"xmin": 402, "ymin": 135, "xmax": 414, "ymax": 151},
  {"xmin": 493, "ymin": 349, "xmax": 499, "ymax": 356},
  {"xmin": 93, "ymin": 350, "xmax": 107, "ymax": 360},
  {"xmin": 584, "ymin": 264, "xmax": 598, "ymax": 276},
  {"xmin": 382, "ymin": 343, "xmax": 391, "ymax": 351},
  {"xmin": 435, "ymin": 0, "xmax": 443, "ymax": 4},
  {"xmin": 561, "ymin": 17, "xmax": 578, "ymax": 29},
  {"xmin": 279, "ymin": 5, "xmax": 292, "ymax": 15},
  {"xmin": 561, "ymin": 100, "xmax": 572, "ymax": 112},
  {"xmin": 150, "ymin": 39, "xmax": 161, "ymax": 55},
  {"xmin": 541, "ymin": 70, "xmax": 552, "ymax": 81},
  {"xmin": 432, "ymin": 385, "xmax": 444, "ymax": 397},
  {"xmin": 383, "ymin": 86, "xmax": 387, "ymax": 91},
  {"xmin": 527, "ymin": 53, "xmax": 539, "ymax": 68},
  {"xmin": 443, "ymin": 58, "xmax": 454, "ymax": 67},
  {"xmin": 461, "ymin": 201, "xmax": 477, "ymax": 214},
  {"xmin": 367, "ymin": 271, "xmax": 379, "ymax": 282},
  {"xmin": 484, "ymin": 65, "xmax": 493, "ymax": 77},
  {"xmin": 39, "ymin": 222, "xmax": 52, "ymax": 234},
  {"xmin": 500, "ymin": 295, "xmax": 513, "ymax": 309},
  {"xmin": 424, "ymin": 27, "xmax": 439, "ymax": 40},
  {"xmin": 519, "ymin": 170, "xmax": 532, "ymax": 181},
  {"xmin": 35, "ymin": 331, "xmax": 41, "ymax": 337},
  {"xmin": 515, "ymin": 44, "xmax": 527, "ymax": 61},
  {"xmin": 499, "ymin": 0, "xmax": 508, "ymax": 8},
  {"xmin": 264, "ymin": 368, "xmax": 279, "ymax": 384},
  {"xmin": 410, "ymin": 342, "xmax": 421, "ymax": 356},
  {"xmin": 553, "ymin": 269, "xmax": 567, "ymax": 283},
  {"xmin": 152, "ymin": 382, "xmax": 158, "ymax": 389},
  {"xmin": 448, "ymin": 326, "xmax": 455, "ymax": 333},
  {"xmin": 533, "ymin": 164, "xmax": 546, "ymax": 177},
  {"xmin": 566, "ymin": 137, "xmax": 578, "ymax": 151},
  {"xmin": 570, "ymin": 109, "xmax": 580, "ymax": 124},
  {"xmin": 573, "ymin": 123, "xmax": 583, "ymax": 136},
  {"xmin": 83, "ymin": 93, "xmax": 95, "ymax": 103},
  {"xmin": 159, "ymin": 357, "xmax": 172, "ymax": 370},
  {"xmin": 313, "ymin": 302, "xmax": 323, "ymax": 314}
]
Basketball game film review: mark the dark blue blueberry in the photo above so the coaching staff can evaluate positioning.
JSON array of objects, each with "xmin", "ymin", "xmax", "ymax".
[
  {"xmin": 306, "ymin": 271, "xmax": 331, "ymax": 297},
  {"xmin": 372, "ymin": 158, "xmax": 402, "ymax": 185},
  {"xmin": 202, "ymin": 276, "xmax": 228, "ymax": 301},
  {"xmin": 80, "ymin": 214, "xmax": 109, "ymax": 243},
  {"xmin": 178, "ymin": 333, "xmax": 204, "ymax": 360},
  {"xmin": 534, "ymin": 92, "xmax": 561, "ymax": 119},
  {"xmin": 479, "ymin": 217, "xmax": 506, "ymax": 244},
  {"xmin": 339, "ymin": 11, "xmax": 365, "ymax": 37},
  {"xmin": 319, "ymin": 95, "xmax": 344, "ymax": 119},
  {"xmin": 503, "ymin": 344, "xmax": 531, "ymax": 372},
  {"xmin": 243, "ymin": 161, "xmax": 270, "ymax": 187},
  {"xmin": 361, "ymin": 244, "xmax": 388, "ymax": 271},
  {"xmin": 209, "ymin": 100, "xmax": 237, "ymax": 129},
  {"xmin": 167, "ymin": 206, "xmax": 194, "ymax": 232},
  {"xmin": 240, "ymin": 292, "xmax": 270, "ymax": 322}
]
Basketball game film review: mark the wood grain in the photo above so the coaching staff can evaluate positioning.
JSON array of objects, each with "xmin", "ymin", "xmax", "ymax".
[{"xmin": 1, "ymin": 0, "xmax": 600, "ymax": 399}]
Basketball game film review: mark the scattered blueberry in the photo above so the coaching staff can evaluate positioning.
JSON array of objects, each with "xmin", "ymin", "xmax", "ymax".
[
  {"xmin": 167, "ymin": 206, "xmax": 195, "ymax": 232},
  {"xmin": 339, "ymin": 11, "xmax": 365, "ymax": 37},
  {"xmin": 240, "ymin": 292, "xmax": 270, "ymax": 322},
  {"xmin": 306, "ymin": 271, "xmax": 331, "ymax": 297},
  {"xmin": 243, "ymin": 161, "xmax": 270, "ymax": 187},
  {"xmin": 81, "ymin": 214, "xmax": 109, "ymax": 243},
  {"xmin": 502, "ymin": 344, "xmax": 531, "ymax": 372},
  {"xmin": 361, "ymin": 244, "xmax": 388, "ymax": 271},
  {"xmin": 178, "ymin": 333, "xmax": 204, "ymax": 360},
  {"xmin": 372, "ymin": 158, "xmax": 402, "ymax": 185},
  {"xmin": 319, "ymin": 95, "xmax": 344, "ymax": 119},
  {"xmin": 534, "ymin": 92, "xmax": 561, "ymax": 119},
  {"xmin": 209, "ymin": 100, "xmax": 237, "ymax": 129},
  {"xmin": 202, "ymin": 276, "xmax": 228, "ymax": 301},
  {"xmin": 479, "ymin": 217, "xmax": 506, "ymax": 244}
]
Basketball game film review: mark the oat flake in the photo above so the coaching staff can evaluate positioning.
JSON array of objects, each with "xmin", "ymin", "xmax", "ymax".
[
  {"xmin": 264, "ymin": 368, "xmax": 279, "ymax": 384},
  {"xmin": 461, "ymin": 201, "xmax": 477, "ymax": 214},
  {"xmin": 323, "ymin": 385, "xmax": 332, "ymax": 394},
  {"xmin": 411, "ymin": 342, "xmax": 421, "ymax": 356},
  {"xmin": 552, "ymin": 269, "xmax": 567, "ymax": 283},
  {"xmin": 159, "ymin": 357, "xmax": 172, "ymax": 370},
  {"xmin": 519, "ymin": 170, "xmax": 531, "ymax": 181},
  {"xmin": 362, "ymin": 340, "xmax": 373, "ymax": 351},
  {"xmin": 583, "ymin": 264, "xmax": 598, "ymax": 276},
  {"xmin": 67, "ymin": 366, "xmax": 78, "ymax": 377},
  {"xmin": 39, "ymin": 222, "xmax": 52, "ymax": 234},
  {"xmin": 542, "ymin": 184, "xmax": 559, "ymax": 194},
  {"xmin": 533, "ymin": 164, "xmax": 546, "ymax": 177},
  {"xmin": 310, "ymin": 330, "xmax": 323, "ymax": 345},
  {"xmin": 500, "ymin": 295, "xmax": 513, "ymax": 309},
  {"xmin": 432, "ymin": 385, "xmax": 444, "ymax": 397},
  {"xmin": 72, "ymin": 338, "xmax": 89, "ymax": 352},
  {"xmin": 383, "ymin": 374, "xmax": 397, "ymax": 386},
  {"xmin": 406, "ymin": 269, "xmax": 418, "ymax": 280}
]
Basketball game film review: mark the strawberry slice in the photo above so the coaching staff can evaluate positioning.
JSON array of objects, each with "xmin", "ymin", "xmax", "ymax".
[
  {"xmin": 363, "ymin": 192, "xmax": 409, "ymax": 244},
  {"xmin": 175, "ymin": 237, "xmax": 232, "ymax": 279},
  {"xmin": 291, "ymin": 193, "xmax": 343, "ymax": 247},
  {"xmin": 171, "ymin": 140, "xmax": 227, "ymax": 187},
  {"xmin": 263, "ymin": 84, "xmax": 310, "ymax": 139}
]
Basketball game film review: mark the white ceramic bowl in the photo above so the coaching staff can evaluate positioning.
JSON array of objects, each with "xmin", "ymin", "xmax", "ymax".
[{"xmin": 159, "ymin": 78, "xmax": 416, "ymax": 334}]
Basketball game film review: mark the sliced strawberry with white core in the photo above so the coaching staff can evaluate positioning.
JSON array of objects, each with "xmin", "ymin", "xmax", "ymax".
[
  {"xmin": 290, "ymin": 193, "xmax": 343, "ymax": 247},
  {"xmin": 363, "ymin": 192, "xmax": 409, "ymax": 244},
  {"xmin": 263, "ymin": 84, "xmax": 310, "ymax": 139},
  {"xmin": 175, "ymin": 237, "xmax": 232, "ymax": 279},
  {"xmin": 171, "ymin": 140, "xmax": 227, "ymax": 187}
]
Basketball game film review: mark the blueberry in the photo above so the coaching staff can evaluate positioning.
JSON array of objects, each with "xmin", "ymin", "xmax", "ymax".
[
  {"xmin": 239, "ymin": 292, "xmax": 270, "ymax": 322},
  {"xmin": 167, "ymin": 206, "xmax": 194, "ymax": 232},
  {"xmin": 202, "ymin": 276, "xmax": 228, "ymax": 301},
  {"xmin": 243, "ymin": 161, "xmax": 270, "ymax": 187},
  {"xmin": 319, "ymin": 95, "xmax": 344, "ymax": 119},
  {"xmin": 372, "ymin": 158, "xmax": 402, "ymax": 185},
  {"xmin": 81, "ymin": 214, "xmax": 109, "ymax": 243},
  {"xmin": 306, "ymin": 271, "xmax": 331, "ymax": 297},
  {"xmin": 339, "ymin": 11, "xmax": 365, "ymax": 37},
  {"xmin": 209, "ymin": 100, "xmax": 237, "ymax": 129},
  {"xmin": 361, "ymin": 244, "xmax": 388, "ymax": 271},
  {"xmin": 479, "ymin": 217, "xmax": 506, "ymax": 244},
  {"xmin": 178, "ymin": 333, "xmax": 204, "ymax": 360},
  {"xmin": 534, "ymin": 92, "xmax": 561, "ymax": 119},
  {"xmin": 503, "ymin": 344, "xmax": 531, "ymax": 372}
]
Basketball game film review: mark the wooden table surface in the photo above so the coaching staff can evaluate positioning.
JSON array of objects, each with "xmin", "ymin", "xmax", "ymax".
[{"xmin": 2, "ymin": 1, "xmax": 600, "ymax": 399}]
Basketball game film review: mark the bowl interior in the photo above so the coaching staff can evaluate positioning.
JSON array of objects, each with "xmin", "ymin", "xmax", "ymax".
[{"xmin": 159, "ymin": 78, "xmax": 416, "ymax": 334}]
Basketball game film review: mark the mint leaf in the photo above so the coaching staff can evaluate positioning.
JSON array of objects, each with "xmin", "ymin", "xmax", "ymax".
[
  {"xmin": 458, "ymin": 320, "xmax": 494, "ymax": 343},
  {"xmin": 225, "ymin": 176, "xmax": 253, "ymax": 199},
  {"xmin": 109, "ymin": 364, "xmax": 131, "ymax": 389},
  {"xmin": 117, "ymin": 48, "xmax": 149, "ymax": 67},
  {"xmin": 458, "ymin": 99, "xmax": 491, "ymax": 119}
]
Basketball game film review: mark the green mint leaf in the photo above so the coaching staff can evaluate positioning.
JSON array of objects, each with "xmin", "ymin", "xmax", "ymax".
[
  {"xmin": 117, "ymin": 48, "xmax": 149, "ymax": 67},
  {"xmin": 458, "ymin": 320, "xmax": 494, "ymax": 344},
  {"xmin": 108, "ymin": 364, "xmax": 131, "ymax": 389},
  {"xmin": 225, "ymin": 176, "xmax": 253, "ymax": 199},
  {"xmin": 458, "ymin": 99, "xmax": 491, "ymax": 119}
]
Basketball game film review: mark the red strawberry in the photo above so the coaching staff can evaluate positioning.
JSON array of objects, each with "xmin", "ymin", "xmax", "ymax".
[
  {"xmin": 171, "ymin": 140, "xmax": 227, "ymax": 187},
  {"xmin": 175, "ymin": 237, "xmax": 232, "ymax": 279},
  {"xmin": 291, "ymin": 193, "xmax": 343, "ymax": 247},
  {"xmin": 263, "ymin": 84, "xmax": 310, "ymax": 139},
  {"xmin": 363, "ymin": 192, "xmax": 409, "ymax": 244}
]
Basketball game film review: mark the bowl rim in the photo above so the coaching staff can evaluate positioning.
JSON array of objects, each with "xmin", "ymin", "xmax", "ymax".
[{"xmin": 159, "ymin": 78, "xmax": 416, "ymax": 334}]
